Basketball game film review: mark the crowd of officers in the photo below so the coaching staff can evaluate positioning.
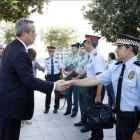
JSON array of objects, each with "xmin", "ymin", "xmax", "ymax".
[
  {"xmin": 43, "ymin": 35, "xmax": 112, "ymax": 140},
  {"xmin": 43, "ymin": 33, "xmax": 140, "ymax": 140},
  {"xmin": 1, "ymin": 31, "xmax": 140, "ymax": 140},
  {"xmin": 1, "ymin": 32, "xmax": 140, "ymax": 140}
]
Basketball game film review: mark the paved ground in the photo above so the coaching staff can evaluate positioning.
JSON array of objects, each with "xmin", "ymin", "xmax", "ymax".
[{"xmin": 19, "ymin": 72, "xmax": 116, "ymax": 140}]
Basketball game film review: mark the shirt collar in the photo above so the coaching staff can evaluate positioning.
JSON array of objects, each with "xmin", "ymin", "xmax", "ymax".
[
  {"xmin": 16, "ymin": 38, "xmax": 28, "ymax": 52},
  {"xmin": 72, "ymin": 53, "xmax": 78, "ymax": 58},
  {"xmin": 110, "ymin": 59, "xmax": 116, "ymax": 64},
  {"xmin": 125, "ymin": 56, "xmax": 137, "ymax": 69},
  {"xmin": 89, "ymin": 49, "xmax": 97, "ymax": 57},
  {"xmin": 83, "ymin": 53, "xmax": 89, "ymax": 59}
]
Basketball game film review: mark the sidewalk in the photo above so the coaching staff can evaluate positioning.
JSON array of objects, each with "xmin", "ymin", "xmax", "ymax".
[
  {"xmin": 19, "ymin": 91, "xmax": 115, "ymax": 140},
  {"xmin": 19, "ymin": 72, "xmax": 116, "ymax": 140}
]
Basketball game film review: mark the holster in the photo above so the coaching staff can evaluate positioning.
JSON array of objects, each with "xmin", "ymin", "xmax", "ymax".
[{"xmin": 134, "ymin": 106, "xmax": 139, "ymax": 128}]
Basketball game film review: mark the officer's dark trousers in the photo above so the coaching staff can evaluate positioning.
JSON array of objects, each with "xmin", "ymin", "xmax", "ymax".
[
  {"xmin": 65, "ymin": 76, "xmax": 78, "ymax": 114},
  {"xmin": 0, "ymin": 115, "xmax": 21, "ymax": 140},
  {"xmin": 88, "ymin": 86, "xmax": 105, "ymax": 140},
  {"xmin": 45, "ymin": 74, "xmax": 60, "ymax": 110},
  {"xmin": 116, "ymin": 114, "xmax": 135, "ymax": 140}
]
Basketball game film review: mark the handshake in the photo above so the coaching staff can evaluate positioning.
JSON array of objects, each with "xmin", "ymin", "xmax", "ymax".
[
  {"xmin": 54, "ymin": 77, "xmax": 98, "ymax": 92},
  {"xmin": 55, "ymin": 80, "xmax": 72, "ymax": 92}
]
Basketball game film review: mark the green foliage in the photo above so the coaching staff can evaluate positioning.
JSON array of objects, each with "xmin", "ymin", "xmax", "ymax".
[
  {"xmin": 0, "ymin": 0, "xmax": 50, "ymax": 22},
  {"xmin": 82, "ymin": 0, "xmax": 140, "ymax": 42},
  {"xmin": 0, "ymin": 21, "xmax": 16, "ymax": 44},
  {"xmin": 44, "ymin": 26, "xmax": 79, "ymax": 50},
  {"xmin": 137, "ymin": 49, "xmax": 140, "ymax": 59}
]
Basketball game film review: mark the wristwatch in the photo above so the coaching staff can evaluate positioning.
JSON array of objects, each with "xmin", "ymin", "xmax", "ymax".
[{"xmin": 136, "ymin": 128, "xmax": 140, "ymax": 134}]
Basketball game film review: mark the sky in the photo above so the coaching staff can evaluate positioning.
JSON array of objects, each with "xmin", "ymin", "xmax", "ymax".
[{"xmin": 30, "ymin": 0, "xmax": 116, "ymax": 60}]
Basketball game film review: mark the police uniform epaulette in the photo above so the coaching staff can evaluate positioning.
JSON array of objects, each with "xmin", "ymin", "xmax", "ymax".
[
  {"xmin": 134, "ymin": 60, "xmax": 140, "ymax": 67},
  {"xmin": 45, "ymin": 58, "xmax": 49, "ymax": 60},
  {"xmin": 115, "ymin": 61, "xmax": 123, "ymax": 65},
  {"xmin": 93, "ymin": 51, "xmax": 97, "ymax": 56}
]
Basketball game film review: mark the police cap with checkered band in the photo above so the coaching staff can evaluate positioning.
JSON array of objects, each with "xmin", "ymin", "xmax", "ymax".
[{"xmin": 113, "ymin": 33, "xmax": 140, "ymax": 48}]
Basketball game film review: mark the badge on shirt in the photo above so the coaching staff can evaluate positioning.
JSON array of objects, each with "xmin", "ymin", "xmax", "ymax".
[
  {"xmin": 128, "ymin": 71, "xmax": 135, "ymax": 79},
  {"xmin": 55, "ymin": 61, "xmax": 58, "ymax": 63}
]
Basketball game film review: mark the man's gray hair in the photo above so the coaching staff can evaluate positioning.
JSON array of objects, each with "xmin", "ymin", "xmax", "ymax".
[
  {"xmin": 15, "ymin": 18, "xmax": 34, "ymax": 37},
  {"xmin": 91, "ymin": 40, "xmax": 98, "ymax": 48}
]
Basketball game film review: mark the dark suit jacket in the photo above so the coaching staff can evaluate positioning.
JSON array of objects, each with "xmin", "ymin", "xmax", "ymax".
[{"xmin": 0, "ymin": 39, "xmax": 54, "ymax": 120}]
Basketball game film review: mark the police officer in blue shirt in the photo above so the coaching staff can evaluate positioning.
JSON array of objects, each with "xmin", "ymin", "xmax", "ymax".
[
  {"xmin": 63, "ymin": 33, "xmax": 140, "ymax": 140},
  {"xmin": 82, "ymin": 35, "xmax": 106, "ymax": 137},
  {"xmin": 44, "ymin": 46, "xmax": 63, "ymax": 113},
  {"xmin": 106, "ymin": 52, "xmax": 117, "ymax": 108}
]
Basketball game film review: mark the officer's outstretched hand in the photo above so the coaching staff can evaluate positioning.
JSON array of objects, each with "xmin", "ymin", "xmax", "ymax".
[
  {"xmin": 132, "ymin": 131, "xmax": 140, "ymax": 140},
  {"xmin": 95, "ymin": 95, "xmax": 101, "ymax": 104},
  {"xmin": 62, "ymin": 81, "xmax": 72, "ymax": 87},
  {"xmin": 55, "ymin": 80, "xmax": 70, "ymax": 92}
]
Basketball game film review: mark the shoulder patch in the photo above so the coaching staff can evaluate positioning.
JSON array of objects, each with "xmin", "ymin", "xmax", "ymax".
[
  {"xmin": 134, "ymin": 60, "xmax": 140, "ymax": 67},
  {"xmin": 115, "ymin": 61, "xmax": 123, "ymax": 65},
  {"xmin": 93, "ymin": 51, "xmax": 97, "ymax": 56}
]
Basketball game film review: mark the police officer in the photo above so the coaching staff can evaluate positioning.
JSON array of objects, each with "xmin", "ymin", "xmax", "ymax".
[
  {"xmin": 63, "ymin": 33, "xmax": 140, "ymax": 140},
  {"xmin": 63, "ymin": 43, "xmax": 80, "ymax": 117},
  {"xmin": 73, "ymin": 43, "xmax": 89, "ymax": 131},
  {"xmin": 63, "ymin": 35, "xmax": 106, "ymax": 139},
  {"xmin": 85, "ymin": 35, "xmax": 106, "ymax": 137},
  {"xmin": 106, "ymin": 52, "xmax": 117, "ymax": 108},
  {"xmin": 44, "ymin": 46, "xmax": 63, "ymax": 113}
]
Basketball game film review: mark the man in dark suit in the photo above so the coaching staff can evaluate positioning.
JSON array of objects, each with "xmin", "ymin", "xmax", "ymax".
[{"xmin": 0, "ymin": 18, "xmax": 67, "ymax": 140}]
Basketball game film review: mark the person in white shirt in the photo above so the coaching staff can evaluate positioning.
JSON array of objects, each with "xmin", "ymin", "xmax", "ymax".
[
  {"xmin": 44, "ymin": 46, "xmax": 63, "ymax": 114},
  {"xmin": 106, "ymin": 52, "xmax": 117, "ymax": 108}
]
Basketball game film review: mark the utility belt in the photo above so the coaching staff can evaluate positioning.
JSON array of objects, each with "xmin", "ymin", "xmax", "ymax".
[
  {"xmin": 118, "ymin": 111, "xmax": 135, "ymax": 119},
  {"xmin": 45, "ymin": 73, "xmax": 60, "ymax": 79},
  {"xmin": 47, "ymin": 73, "xmax": 60, "ymax": 77}
]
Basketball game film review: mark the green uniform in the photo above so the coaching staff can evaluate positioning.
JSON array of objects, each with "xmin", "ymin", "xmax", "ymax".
[
  {"xmin": 76, "ymin": 53, "xmax": 89, "ymax": 74},
  {"xmin": 64, "ymin": 54, "xmax": 80, "ymax": 68},
  {"xmin": 64, "ymin": 54, "xmax": 80, "ymax": 115},
  {"xmin": 76, "ymin": 53, "xmax": 89, "ymax": 121}
]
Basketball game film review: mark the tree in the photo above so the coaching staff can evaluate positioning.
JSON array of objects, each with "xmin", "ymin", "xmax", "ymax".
[
  {"xmin": 0, "ymin": 21, "xmax": 15, "ymax": 44},
  {"xmin": 82, "ymin": 0, "xmax": 140, "ymax": 42},
  {"xmin": 44, "ymin": 26, "xmax": 79, "ymax": 50},
  {"xmin": 0, "ymin": 0, "xmax": 49, "ymax": 22},
  {"xmin": 137, "ymin": 49, "xmax": 140, "ymax": 59}
]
